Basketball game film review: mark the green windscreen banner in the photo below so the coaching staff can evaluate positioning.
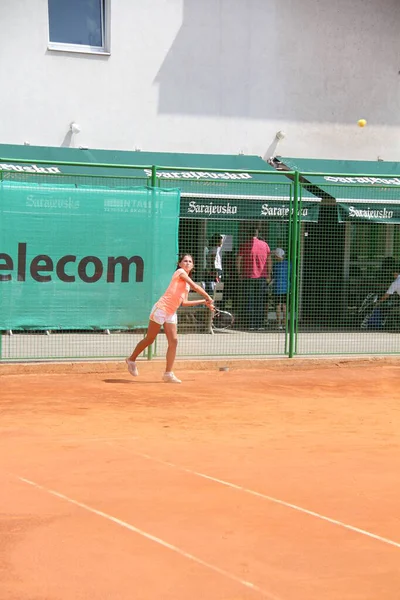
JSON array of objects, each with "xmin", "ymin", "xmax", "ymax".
[
  {"xmin": 337, "ymin": 202, "xmax": 400, "ymax": 224},
  {"xmin": 180, "ymin": 197, "xmax": 320, "ymax": 222},
  {"xmin": 0, "ymin": 182, "xmax": 180, "ymax": 330}
]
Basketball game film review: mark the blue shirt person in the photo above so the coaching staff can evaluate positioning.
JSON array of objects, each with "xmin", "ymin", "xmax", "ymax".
[{"xmin": 272, "ymin": 248, "xmax": 289, "ymax": 329}]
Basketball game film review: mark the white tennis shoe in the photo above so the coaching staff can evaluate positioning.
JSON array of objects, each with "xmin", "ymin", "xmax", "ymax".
[
  {"xmin": 162, "ymin": 372, "xmax": 181, "ymax": 384},
  {"xmin": 126, "ymin": 359, "xmax": 139, "ymax": 377}
]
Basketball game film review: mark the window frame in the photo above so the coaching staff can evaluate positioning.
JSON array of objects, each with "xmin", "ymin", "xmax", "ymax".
[{"xmin": 47, "ymin": 0, "xmax": 111, "ymax": 56}]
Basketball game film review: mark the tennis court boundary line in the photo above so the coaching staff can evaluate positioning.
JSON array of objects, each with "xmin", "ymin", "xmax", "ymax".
[
  {"xmin": 128, "ymin": 450, "xmax": 400, "ymax": 551},
  {"xmin": 17, "ymin": 476, "xmax": 281, "ymax": 600}
]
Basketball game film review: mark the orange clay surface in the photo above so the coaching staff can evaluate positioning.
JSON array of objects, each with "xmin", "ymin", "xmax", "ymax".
[{"xmin": 1, "ymin": 360, "xmax": 400, "ymax": 600}]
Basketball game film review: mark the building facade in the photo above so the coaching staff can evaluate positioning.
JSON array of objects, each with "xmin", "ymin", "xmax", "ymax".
[{"xmin": 1, "ymin": 0, "xmax": 399, "ymax": 161}]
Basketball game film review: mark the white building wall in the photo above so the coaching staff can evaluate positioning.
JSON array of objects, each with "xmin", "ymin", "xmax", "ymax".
[{"xmin": 0, "ymin": 0, "xmax": 399, "ymax": 161}]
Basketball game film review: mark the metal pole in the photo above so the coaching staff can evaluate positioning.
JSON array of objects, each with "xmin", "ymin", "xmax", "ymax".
[
  {"xmin": 294, "ymin": 182, "xmax": 302, "ymax": 355},
  {"xmin": 288, "ymin": 171, "xmax": 300, "ymax": 358},
  {"xmin": 151, "ymin": 165, "xmax": 157, "ymax": 187},
  {"xmin": 0, "ymin": 168, "xmax": 2, "ymax": 360},
  {"xmin": 147, "ymin": 167, "xmax": 158, "ymax": 360}
]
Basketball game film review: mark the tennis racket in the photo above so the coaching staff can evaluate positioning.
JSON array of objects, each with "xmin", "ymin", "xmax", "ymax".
[{"xmin": 212, "ymin": 308, "xmax": 234, "ymax": 331}]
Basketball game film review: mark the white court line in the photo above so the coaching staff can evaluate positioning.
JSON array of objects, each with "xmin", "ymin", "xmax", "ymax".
[
  {"xmin": 121, "ymin": 449, "xmax": 400, "ymax": 551},
  {"xmin": 1, "ymin": 436, "xmax": 138, "ymax": 444},
  {"xmin": 17, "ymin": 436, "xmax": 140, "ymax": 444},
  {"xmin": 55, "ymin": 436, "xmax": 139, "ymax": 443},
  {"xmin": 17, "ymin": 476, "xmax": 280, "ymax": 600}
]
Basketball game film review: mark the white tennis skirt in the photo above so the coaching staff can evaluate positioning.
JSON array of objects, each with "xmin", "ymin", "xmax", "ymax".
[{"xmin": 149, "ymin": 304, "xmax": 178, "ymax": 325}]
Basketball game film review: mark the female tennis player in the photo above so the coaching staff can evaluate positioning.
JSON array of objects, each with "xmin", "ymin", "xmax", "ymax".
[{"xmin": 126, "ymin": 254, "xmax": 214, "ymax": 383}]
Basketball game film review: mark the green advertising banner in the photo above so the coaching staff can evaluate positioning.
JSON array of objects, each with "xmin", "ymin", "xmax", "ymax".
[
  {"xmin": 180, "ymin": 197, "xmax": 320, "ymax": 222},
  {"xmin": 337, "ymin": 202, "xmax": 400, "ymax": 224},
  {"xmin": 0, "ymin": 182, "xmax": 180, "ymax": 330}
]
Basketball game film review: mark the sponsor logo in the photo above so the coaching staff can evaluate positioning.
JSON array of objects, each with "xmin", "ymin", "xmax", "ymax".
[
  {"xmin": 144, "ymin": 169, "xmax": 252, "ymax": 181},
  {"xmin": 325, "ymin": 176, "xmax": 400, "ymax": 186},
  {"xmin": 347, "ymin": 206, "xmax": 394, "ymax": 220},
  {"xmin": 1, "ymin": 164, "xmax": 253, "ymax": 181},
  {"xmin": 260, "ymin": 203, "xmax": 309, "ymax": 218},
  {"xmin": 0, "ymin": 243, "xmax": 144, "ymax": 283},
  {"xmin": 185, "ymin": 201, "xmax": 314, "ymax": 219},
  {"xmin": 0, "ymin": 163, "xmax": 61, "ymax": 174},
  {"xmin": 187, "ymin": 200, "xmax": 238, "ymax": 216},
  {"xmin": 103, "ymin": 198, "xmax": 163, "ymax": 214},
  {"xmin": 26, "ymin": 195, "xmax": 80, "ymax": 210}
]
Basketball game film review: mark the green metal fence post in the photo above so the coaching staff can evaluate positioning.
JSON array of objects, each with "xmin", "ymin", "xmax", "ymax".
[
  {"xmin": 288, "ymin": 171, "xmax": 300, "ymax": 358},
  {"xmin": 151, "ymin": 165, "xmax": 157, "ymax": 188},
  {"xmin": 294, "ymin": 180, "xmax": 302, "ymax": 356},
  {"xmin": 0, "ymin": 168, "xmax": 2, "ymax": 361},
  {"xmin": 146, "ymin": 166, "xmax": 159, "ymax": 361}
]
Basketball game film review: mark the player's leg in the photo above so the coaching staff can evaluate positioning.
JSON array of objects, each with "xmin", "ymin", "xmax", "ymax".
[
  {"xmin": 126, "ymin": 320, "xmax": 161, "ymax": 376},
  {"xmin": 163, "ymin": 321, "xmax": 181, "ymax": 383}
]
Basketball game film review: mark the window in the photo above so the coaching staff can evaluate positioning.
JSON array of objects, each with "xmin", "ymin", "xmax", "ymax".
[{"xmin": 48, "ymin": 0, "xmax": 110, "ymax": 55}]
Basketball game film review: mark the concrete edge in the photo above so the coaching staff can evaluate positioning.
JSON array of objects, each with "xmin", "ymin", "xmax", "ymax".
[{"xmin": 0, "ymin": 355, "xmax": 399, "ymax": 376}]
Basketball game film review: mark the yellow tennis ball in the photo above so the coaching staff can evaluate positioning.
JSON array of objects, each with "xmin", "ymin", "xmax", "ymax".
[{"xmin": 358, "ymin": 119, "xmax": 367, "ymax": 128}]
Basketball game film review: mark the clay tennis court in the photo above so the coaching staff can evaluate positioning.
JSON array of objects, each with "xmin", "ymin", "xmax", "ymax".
[{"xmin": 1, "ymin": 358, "xmax": 399, "ymax": 600}]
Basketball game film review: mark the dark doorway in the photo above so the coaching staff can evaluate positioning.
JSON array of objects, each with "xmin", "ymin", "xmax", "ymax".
[{"xmin": 301, "ymin": 205, "xmax": 345, "ymax": 327}]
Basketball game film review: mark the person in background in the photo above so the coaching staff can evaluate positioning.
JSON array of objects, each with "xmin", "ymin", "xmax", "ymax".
[
  {"xmin": 205, "ymin": 233, "xmax": 224, "ymax": 293},
  {"xmin": 378, "ymin": 256, "xmax": 397, "ymax": 294},
  {"xmin": 377, "ymin": 264, "xmax": 400, "ymax": 304},
  {"xmin": 363, "ymin": 263, "xmax": 400, "ymax": 330},
  {"xmin": 203, "ymin": 239, "xmax": 209, "ymax": 272},
  {"xmin": 272, "ymin": 248, "xmax": 289, "ymax": 330},
  {"xmin": 237, "ymin": 226, "xmax": 272, "ymax": 330}
]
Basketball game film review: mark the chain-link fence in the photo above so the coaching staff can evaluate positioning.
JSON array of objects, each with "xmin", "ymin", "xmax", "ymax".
[
  {"xmin": 296, "ymin": 176, "xmax": 400, "ymax": 355},
  {"xmin": 157, "ymin": 168, "xmax": 298, "ymax": 358},
  {"xmin": 1, "ymin": 160, "xmax": 399, "ymax": 361}
]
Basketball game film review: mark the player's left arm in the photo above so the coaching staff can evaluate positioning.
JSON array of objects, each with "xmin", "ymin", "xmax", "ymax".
[
  {"xmin": 178, "ymin": 271, "xmax": 213, "ymax": 304},
  {"xmin": 181, "ymin": 298, "xmax": 210, "ymax": 307},
  {"xmin": 178, "ymin": 276, "xmax": 214, "ymax": 311}
]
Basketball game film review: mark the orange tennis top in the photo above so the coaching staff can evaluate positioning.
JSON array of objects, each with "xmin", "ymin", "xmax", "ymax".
[{"xmin": 155, "ymin": 269, "xmax": 190, "ymax": 315}]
